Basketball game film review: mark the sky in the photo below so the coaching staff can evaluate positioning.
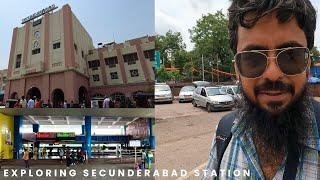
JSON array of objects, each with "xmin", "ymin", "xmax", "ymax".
[
  {"xmin": 0, "ymin": 0, "xmax": 155, "ymax": 70},
  {"xmin": 156, "ymin": 0, "xmax": 320, "ymax": 51}
]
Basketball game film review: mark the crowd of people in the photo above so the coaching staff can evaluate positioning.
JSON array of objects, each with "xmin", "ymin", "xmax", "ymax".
[
  {"xmin": 11, "ymin": 94, "xmax": 154, "ymax": 108},
  {"xmin": 21, "ymin": 147, "xmax": 86, "ymax": 168}
]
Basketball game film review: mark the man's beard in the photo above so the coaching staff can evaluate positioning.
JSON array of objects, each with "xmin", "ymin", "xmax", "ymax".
[{"xmin": 237, "ymin": 81, "xmax": 310, "ymax": 154}]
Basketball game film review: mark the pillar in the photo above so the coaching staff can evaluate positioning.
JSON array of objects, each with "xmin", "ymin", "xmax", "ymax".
[
  {"xmin": 33, "ymin": 124, "xmax": 40, "ymax": 149},
  {"xmin": 147, "ymin": 118, "xmax": 155, "ymax": 149},
  {"xmin": 14, "ymin": 116, "xmax": 23, "ymax": 159},
  {"xmin": 85, "ymin": 116, "xmax": 92, "ymax": 159},
  {"xmin": 81, "ymin": 124, "xmax": 85, "ymax": 150}
]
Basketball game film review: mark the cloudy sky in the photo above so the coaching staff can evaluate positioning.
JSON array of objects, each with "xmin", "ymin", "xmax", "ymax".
[{"xmin": 156, "ymin": 0, "xmax": 320, "ymax": 51}]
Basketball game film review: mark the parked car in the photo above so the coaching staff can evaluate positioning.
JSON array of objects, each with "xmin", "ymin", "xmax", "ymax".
[
  {"xmin": 155, "ymin": 83, "xmax": 173, "ymax": 103},
  {"xmin": 192, "ymin": 86, "xmax": 234, "ymax": 112},
  {"xmin": 221, "ymin": 85, "xmax": 241, "ymax": 104},
  {"xmin": 178, "ymin": 86, "xmax": 195, "ymax": 103}
]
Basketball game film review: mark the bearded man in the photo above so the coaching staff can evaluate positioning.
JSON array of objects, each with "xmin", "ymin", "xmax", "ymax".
[{"xmin": 203, "ymin": 0, "xmax": 319, "ymax": 179}]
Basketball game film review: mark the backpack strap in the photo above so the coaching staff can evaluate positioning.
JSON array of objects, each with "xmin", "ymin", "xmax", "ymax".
[
  {"xmin": 312, "ymin": 99, "xmax": 320, "ymax": 134},
  {"xmin": 215, "ymin": 111, "xmax": 236, "ymax": 178}
]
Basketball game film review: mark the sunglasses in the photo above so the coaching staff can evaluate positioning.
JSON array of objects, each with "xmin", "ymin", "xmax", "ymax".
[{"xmin": 234, "ymin": 47, "xmax": 310, "ymax": 78}]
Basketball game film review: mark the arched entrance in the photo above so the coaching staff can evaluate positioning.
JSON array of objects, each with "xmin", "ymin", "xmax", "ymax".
[
  {"xmin": 10, "ymin": 92, "xmax": 18, "ymax": 99},
  {"xmin": 51, "ymin": 89, "xmax": 65, "ymax": 108},
  {"xmin": 26, "ymin": 87, "xmax": 41, "ymax": 100},
  {"xmin": 132, "ymin": 91, "xmax": 152, "ymax": 108},
  {"xmin": 110, "ymin": 92, "xmax": 126, "ymax": 108},
  {"xmin": 78, "ymin": 86, "xmax": 88, "ymax": 106}
]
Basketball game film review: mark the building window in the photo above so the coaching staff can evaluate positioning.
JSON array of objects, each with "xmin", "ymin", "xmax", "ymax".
[
  {"xmin": 33, "ymin": 19, "xmax": 42, "ymax": 26},
  {"xmin": 123, "ymin": 53, "xmax": 138, "ymax": 65},
  {"xmin": 144, "ymin": 49, "xmax": 155, "ymax": 61},
  {"xmin": 16, "ymin": 54, "xmax": 22, "ymax": 68},
  {"xmin": 130, "ymin": 69, "xmax": 139, "ymax": 77},
  {"xmin": 81, "ymin": 51, "xmax": 84, "ymax": 58},
  {"xmin": 88, "ymin": 60, "xmax": 100, "ymax": 70},
  {"xmin": 93, "ymin": 75, "xmax": 100, "ymax": 82},
  {"xmin": 74, "ymin": 43, "xmax": 78, "ymax": 53},
  {"xmin": 105, "ymin": 57, "xmax": 118, "ymax": 68},
  {"xmin": 32, "ymin": 48, "xmax": 41, "ymax": 55},
  {"xmin": 53, "ymin": 42, "xmax": 60, "ymax": 49},
  {"xmin": 110, "ymin": 72, "xmax": 118, "ymax": 79}
]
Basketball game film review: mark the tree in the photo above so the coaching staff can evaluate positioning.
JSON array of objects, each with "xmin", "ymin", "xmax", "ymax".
[
  {"xmin": 156, "ymin": 30, "xmax": 187, "ymax": 68},
  {"xmin": 189, "ymin": 11, "xmax": 234, "ymax": 81},
  {"xmin": 311, "ymin": 47, "xmax": 320, "ymax": 65}
]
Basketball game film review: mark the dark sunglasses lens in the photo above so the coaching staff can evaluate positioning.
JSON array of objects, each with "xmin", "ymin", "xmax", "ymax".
[
  {"xmin": 236, "ymin": 52, "xmax": 267, "ymax": 78},
  {"xmin": 277, "ymin": 48, "xmax": 309, "ymax": 75}
]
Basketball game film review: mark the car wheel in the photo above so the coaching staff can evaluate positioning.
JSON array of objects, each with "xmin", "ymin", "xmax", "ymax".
[
  {"xmin": 192, "ymin": 100, "xmax": 197, "ymax": 107},
  {"xmin": 206, "ymin": 103, "xmax": 212, "ymax": 112}
]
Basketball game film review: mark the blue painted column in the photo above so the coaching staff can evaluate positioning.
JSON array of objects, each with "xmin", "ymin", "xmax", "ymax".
[
  {"xmin": 81, "ymin": 124, "xmax": 85, "ymax": 151},
  {"xmin": 85, "ymin": 116, "xmax": 92, "ymax": 159},
  {"xmin": 33, "ymin": 124, "xmax": 40, "ymax": 149},
  {"xmin": 147, "ymin": 118, "xmax": 155, "ymax": 149},
  {"xmin": 14, "ymin": 116, "xmax": 23, "ymax": 159}
]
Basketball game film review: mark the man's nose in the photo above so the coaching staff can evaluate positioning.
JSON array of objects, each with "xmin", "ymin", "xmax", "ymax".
[{"xmin": 262, "ymin": 57, "xmax": 284, "ymax": 81}]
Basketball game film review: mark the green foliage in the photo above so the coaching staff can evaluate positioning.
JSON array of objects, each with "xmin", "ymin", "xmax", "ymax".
[
  {"xmin": 156, "ymin": 30, "xmax": 188, "ymax": 68},
  {"xmin": 156, "ymin": 11, "xmax": 235, "ymax": 83},
  {"xmin": 189, "ymin": 11, "xmax": 234, "ymax": 80},
  {"xmin": 156, "ymin": 66, "xmax": 171, "ymax": 82}
]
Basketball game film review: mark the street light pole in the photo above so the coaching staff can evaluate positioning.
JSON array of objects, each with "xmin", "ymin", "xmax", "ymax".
[
  {"xmin": 216, "ymin": 54, "xmax": 220, "ymax": 85},
  {"xmin": 202, "ymin": 54, "xmax": 204, "ymax": 81}
]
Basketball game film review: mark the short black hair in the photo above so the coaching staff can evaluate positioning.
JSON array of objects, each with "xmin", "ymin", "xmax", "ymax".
[{"xmin": 228, "ymin": 0, "xmax": 317, "ymax": 53}]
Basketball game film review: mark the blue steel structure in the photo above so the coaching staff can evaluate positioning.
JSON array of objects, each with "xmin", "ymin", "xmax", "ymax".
[
  {"xmin": 13, "ymin": 116, "xmax": 23, "ymax": 159},
  {"xmin": 13, "ymin": 116, "xmax": 155, "ymax": 159},
  {"xmin": 84, "ymin": 116, "xmax": 92, "ymax": 159}
]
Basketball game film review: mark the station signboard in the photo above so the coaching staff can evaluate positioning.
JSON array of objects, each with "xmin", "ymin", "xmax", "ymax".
[
  {"xmin": 57, "ymin": 132, "xmax": 75, "ymax": 138},
  {"xmin": 36, "ymin": 132, "xmax": 56, "ymax": 139},
  {"xmin": 21, "ymin": 4, "xmax": 58, "ymax": 24},
  {"xmin": 129, "ymin": 140, "xmax": 141, "ymax": 147}
]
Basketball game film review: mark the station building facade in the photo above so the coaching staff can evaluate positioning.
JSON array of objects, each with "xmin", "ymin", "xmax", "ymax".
[{"xmin": 5, "ymin": 4, "xmax": 155, "ymax": 106}]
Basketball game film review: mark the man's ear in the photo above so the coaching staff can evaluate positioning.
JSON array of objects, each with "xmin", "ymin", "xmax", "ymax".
[{"xmin": 232, "ymin": 59, "xmax": 240, "ymax": 80}]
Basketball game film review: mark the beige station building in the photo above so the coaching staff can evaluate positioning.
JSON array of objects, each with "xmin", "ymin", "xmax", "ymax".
[{"xmin": 3, "ymin": 4, "xmax": 155, "ymax": 107}]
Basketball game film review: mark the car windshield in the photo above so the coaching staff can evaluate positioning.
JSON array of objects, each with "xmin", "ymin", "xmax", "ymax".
[
  {"xmin": 232, "ymin": 86, "xmax": 239, "ymax": 94},
  {"xmin": 181, "ymin": 86, "xmax": 195, "ymax": 92},
  {"xmin": 206, "ymin": 88, "xmax": 227, "ymax": 96},
  {"xmin": 155, "ymin": 85, "xmax": 170, "ymax": 92}
]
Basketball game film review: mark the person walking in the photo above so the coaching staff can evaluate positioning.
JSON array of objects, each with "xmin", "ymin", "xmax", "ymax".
[
  {"xmin": 59, "ymin": 148, "xmax": 64, "ymax": 164},
  {"xmin": 66, "ymin": 148, "xmax": 71, "ymax": 168},
  {"xmin": 103, "ymin": 95, "xmax": 110, "ymax": 108},
  {"xmin": 21, "ymin": 96, "xmax": 27, "ymax": 108},
  {"xmin": 33, "ymin": 147, "xmax": 38, "ymax": 160},
  {"xmin": 63, "ymin": 100, "xmax": 68, "ymax": 108},
  {"xmin": 27, "ymin": 96, "xmax": 35, "ymax": 108},
  {"xmin": 22, "ymin": 149, "xmax": 30, "ymax": 168}
]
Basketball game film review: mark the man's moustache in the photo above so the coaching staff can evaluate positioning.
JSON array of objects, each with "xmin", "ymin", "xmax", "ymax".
[{"xmin": 254, "ymin": 79, "xmax": 294, "ymax": 94}]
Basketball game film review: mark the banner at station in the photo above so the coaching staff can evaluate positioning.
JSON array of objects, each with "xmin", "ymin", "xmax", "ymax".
[
  {"xmin": 36, "ymin": 132, "xmax": 56, "ymax": 139},
  {"xmin": 126, "ymin": 118, "xmax": 148, "ymax": 138},
  {"xmin": 56, "ymin": 132, "xmax": 75, "ymax": 138}
]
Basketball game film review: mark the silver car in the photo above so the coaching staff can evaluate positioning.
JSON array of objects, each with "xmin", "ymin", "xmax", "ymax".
[
  {"xmin": 155, "ymin": 84, "xmax": 173, "ymax": 103},
  {"xmin": 178, "ymin": 86, "xmax": 195, "ymax": 103},
  {"xmin": 221, "ymin": 85, "xmax": 242, "ymax": 104},
  {"xmin": 192, "ymin": 86, "xmax": 234, "ymax": 112}
]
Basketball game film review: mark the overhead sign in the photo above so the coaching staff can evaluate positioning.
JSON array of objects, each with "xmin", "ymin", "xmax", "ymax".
[
  {"xmin": 21, "ymin": 4, "xmax": 58, "ymax": 24},
  {"xmin": 57, "ymin": 132, "xmax": 75, "ymax": 138},
  {"xmin": 36, "ymin": 132, "xmax": 56, "ymax": 139},
  {"xmin": 129, "ymin": 140, "xmax": 141, "ymax": 147}
]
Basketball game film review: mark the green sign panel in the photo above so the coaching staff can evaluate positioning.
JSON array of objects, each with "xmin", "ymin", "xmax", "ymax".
[
  {"xmin": 155, "ymin": 51, "xmax": 161, "ymax": 69},
  {"xmin": 57, "ymin": 132, "xmax": 75, "ymax": 138}
]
